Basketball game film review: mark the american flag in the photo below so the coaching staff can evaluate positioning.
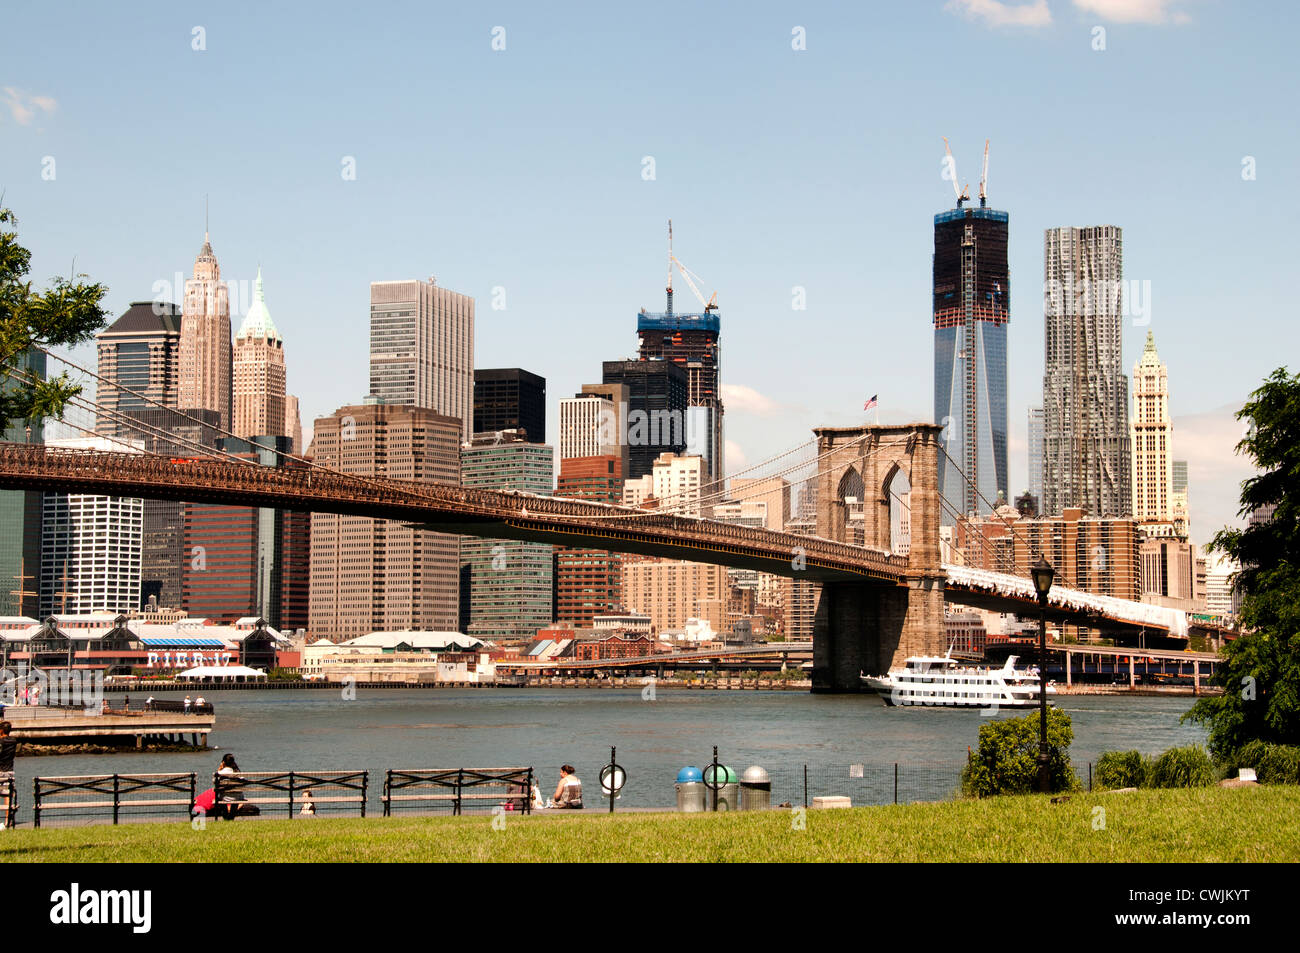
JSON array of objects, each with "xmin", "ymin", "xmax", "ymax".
[{"xmin": 863, "ymin": 394, "xmax": 878, "ymax": 411}]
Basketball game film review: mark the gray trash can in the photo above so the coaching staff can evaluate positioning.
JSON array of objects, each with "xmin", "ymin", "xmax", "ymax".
[
  {"xmin": 675, "ymin": 766, "xmax": 705, "ymax": 812},
  {"xmin": 740, "ymin": 765, "xmax": 771, "ymax": 811}
]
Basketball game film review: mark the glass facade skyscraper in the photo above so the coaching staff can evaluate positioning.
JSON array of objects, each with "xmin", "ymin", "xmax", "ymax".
[{"xmin": 933, "ymin": 206, "xmax": 1009, "ymax": 521}]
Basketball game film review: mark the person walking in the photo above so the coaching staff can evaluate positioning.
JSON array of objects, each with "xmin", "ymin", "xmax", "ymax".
[
  {"xmin": 0, "ymin": 721, "xmax": 16, "ymax": 829},
  {"xmin": 183, "ymin": 695, "xmax": 192, "ymax": 713},
  {"xmin": 145, "ymin": 695, "xmax": 154, "ymax": 712}
]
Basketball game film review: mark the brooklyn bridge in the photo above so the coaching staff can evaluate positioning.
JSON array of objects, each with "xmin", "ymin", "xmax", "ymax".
[{"xmin": 0, "ymin": 419, "xmax": 1196, "ymax": 692}]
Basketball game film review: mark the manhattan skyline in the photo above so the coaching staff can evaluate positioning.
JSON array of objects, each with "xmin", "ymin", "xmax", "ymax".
[{"xmin": 3, "ymin": 1, "xmax": 1294, "ymax": 541}]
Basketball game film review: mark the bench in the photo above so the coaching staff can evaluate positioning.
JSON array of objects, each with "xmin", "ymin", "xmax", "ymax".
[
  {"xmin": 32, "ymin": 773, "xmax": 198, "ymax": 827},
  {"xmin": 212, "ymin": 771, "xmax": 369, "ymax": 818},
  {"xmin": 382, "ymin": 767, "xmax": 534, "ymax": 816}
]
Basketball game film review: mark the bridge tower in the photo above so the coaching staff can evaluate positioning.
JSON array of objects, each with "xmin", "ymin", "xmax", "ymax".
[{"xmin": 811, "ymin": 423, "xmax": 946, "ymax": 692}]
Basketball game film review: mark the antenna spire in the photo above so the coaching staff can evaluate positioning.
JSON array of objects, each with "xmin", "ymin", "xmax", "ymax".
[{"xmin": 666, "ymin": 219, "xmax": 674, "ymax": 317}]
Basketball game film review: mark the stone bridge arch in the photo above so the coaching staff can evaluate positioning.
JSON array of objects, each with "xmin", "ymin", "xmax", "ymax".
[{"xmin": 810, "ymin": 423, "xmax": 946, "ymax": 691}]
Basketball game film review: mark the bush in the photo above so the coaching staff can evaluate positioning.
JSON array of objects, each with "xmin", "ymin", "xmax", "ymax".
[
  {"xmin": 1095, "ymin": 750, "xmax": 1148, "ymax": 790},
  {"xmin": 1147, "ymin": 745, "xmax": 1216, "ymax": 789},
  {"xmin": 1219, "ymin": 741, "xmax": 1300, "ymax": 784},
  {"xmin": 961, "ymin": 708, "xmax": 1081, "ymax": 797}
]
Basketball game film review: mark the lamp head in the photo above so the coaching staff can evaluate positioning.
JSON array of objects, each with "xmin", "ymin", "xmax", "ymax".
[{"xmin": 1031, "ymin": 555, "xmax": 1055, "ymax": 601}]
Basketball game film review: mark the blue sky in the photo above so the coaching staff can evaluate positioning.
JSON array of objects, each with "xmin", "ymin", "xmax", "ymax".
[{"xmin": 3, "ymin": 0, "xmax": 1296, "ymax": 541}]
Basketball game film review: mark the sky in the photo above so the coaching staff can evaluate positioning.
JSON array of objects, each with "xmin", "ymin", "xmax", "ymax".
[{"xmin": 2, "ymin": 0, "xmax": 1296, "ymax": 543}]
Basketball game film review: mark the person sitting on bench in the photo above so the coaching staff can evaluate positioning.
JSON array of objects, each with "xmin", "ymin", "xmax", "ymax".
[{"xmin": 551, "ymin": 765, "xmax": 583, "ymax": 809}]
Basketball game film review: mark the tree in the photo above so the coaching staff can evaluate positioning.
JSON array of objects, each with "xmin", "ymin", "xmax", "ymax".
[
  {"xmin": 961, "ymin": 707, "xmax": 1080, "ymax": 797},
  {"xmin": 0, "ymin": 206, "xmax": 110, "ymax": 426},
  {"xmin": 1183, "ymin": 367, "xmax": 1300, "ymax": 756}
]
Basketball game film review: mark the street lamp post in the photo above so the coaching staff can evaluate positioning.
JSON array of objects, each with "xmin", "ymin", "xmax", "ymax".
[{"xmin": 1031, "ymin": 555, "xmax": 1056, "ymax": 794}]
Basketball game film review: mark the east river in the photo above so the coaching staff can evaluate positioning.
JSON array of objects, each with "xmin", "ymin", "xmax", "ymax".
[{"xmin": 13, "ymin": 688, "xmax": 1209, "ymax": 811}]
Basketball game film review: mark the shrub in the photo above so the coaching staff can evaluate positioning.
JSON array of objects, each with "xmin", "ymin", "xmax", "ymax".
[
  {"xmin": 961, "ymin": 707, "xmax": 1080, "ymax": 797},
  {"xmin": 1095, "ymin": 750, "xmax": 1148, "ymax": 790},
  {"xmin": 1147, "ymin": 745, "xmax": 1216, "ymax": 788},
  {"xmin": 1221, "ymin": 741, "xmax": 1300, "ymax": 784}
]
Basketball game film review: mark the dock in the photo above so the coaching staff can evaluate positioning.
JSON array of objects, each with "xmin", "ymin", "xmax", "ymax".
[{"xmin": 6, "ymin": 706, "xmax": 215, "ymax": 749}]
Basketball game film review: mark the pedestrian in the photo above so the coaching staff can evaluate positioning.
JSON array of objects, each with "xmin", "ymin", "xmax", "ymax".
[
  {"xmin": 300, "ymin": 789, "xmax": 316, "ymax": 817},
  {"xmin": 0, "ymin": 721, "xmax": 16, "ymax": 829},
  {"xmin": 145, "ymin": 695, "xmax": 154, "ymax": 712},
  {"xmin": 195, "ymin": 695, "xmax": 206, "ymax": 709},
  {"xmin": 550, "ymin": 764, "xmax": 584, "ymax": 810},
  {"xmin": 123, "ymin": 694, "xmax": 129, "ymax": 710},
  {"xmin": 183, "ymin": 695, "xmax": 192, "ymax": 713}
]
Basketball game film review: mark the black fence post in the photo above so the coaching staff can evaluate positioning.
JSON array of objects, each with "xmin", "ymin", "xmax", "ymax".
[
  {"xmin": 1088, "ymin": 762, "xmax": 1093, "ymax": 792},
  {"xmin": 803, "ymin": 764, "xmax": 808, "ymax": 809},
  {"xmin": 894, "ymin": 763, "xmax": 898, "ymax": 805},
  {"xmin": 188, "ymin": 773, "xmax": 196, "ymax": 820},
  {"xmin": 383, "ymin": 770, "xmax": 392, "ymax": 817},
  {"xmin": 112, "ymin": 774, "xmax": 120, "ymax": 825},
  {"xmin": 288, "ymin": 771, "xmax": 295, "ymax": 818},
  {"xmin": 360, "ymin": 771, "xmax": 368, "ymax": 818},
  {"xmin": 33, "ymin": 778, "xmax": 40, "ymax": 828}
]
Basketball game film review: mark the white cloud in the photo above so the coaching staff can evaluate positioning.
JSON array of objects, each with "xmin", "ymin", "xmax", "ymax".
[
  {"xmin": 1071, "ymin": 0, "xmax": 1191, "ymax": 23},
  {"xmin": 721, "ymin": 383, "xmax": 781, "ymax": 416},
  {"xmin": 2, "ymin": 87, "xmax": 57, "ymax": 125},
  {"xmin": 1172, "ymin": 403, "xmax": 1254, "ymax": 542},
  {"xmin": 945, "ymin": 0, "xmax": 1053, "ymax": 27},
  {"xmin": 725, "ymin": 439, "xmax": 749, "ymax": 473}
]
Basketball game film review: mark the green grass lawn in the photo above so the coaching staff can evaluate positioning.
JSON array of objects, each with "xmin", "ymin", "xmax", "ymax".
[{"xmin": 4, "ymin": 786, "xmax": 1297, "ymax": 863}]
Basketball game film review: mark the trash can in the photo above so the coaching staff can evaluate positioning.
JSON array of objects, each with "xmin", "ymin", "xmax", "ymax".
[
  {"xmin": 715, "ymin": 766, "xmax": 740, "ymax": 812},
  {"xmin": 675, "ymin": 766, "xmax": 705, "ymax": 813},
  {"xmin": 740, "ymin": 766, "xmax": 771, "ymax": 811}
]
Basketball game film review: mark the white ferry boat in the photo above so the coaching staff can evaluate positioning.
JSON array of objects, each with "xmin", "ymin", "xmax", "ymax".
[{"xmin": 862, "ymin": 652, "xmax": 1055, "ymax": 708}]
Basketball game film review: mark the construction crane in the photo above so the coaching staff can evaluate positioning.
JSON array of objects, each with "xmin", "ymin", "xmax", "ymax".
[
  {"xmin": 943, "ymin": 137, "xmax": 972, "ymax": 208},
  {"xmin": 979, "ymin": 139, "xmax": 989, "ymax": 208},
  {"xmin": 662, "ymin": 220, "xmax": 719, "ymax": 313},
  {"xmin": 672, "ymin": 254, "xmax": 718, "ymax": 312}
]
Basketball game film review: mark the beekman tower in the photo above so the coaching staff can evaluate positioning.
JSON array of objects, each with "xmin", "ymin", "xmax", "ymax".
[{"xmin": 933, "ymin": 142, "xmax": 1008, "ymax": 520}]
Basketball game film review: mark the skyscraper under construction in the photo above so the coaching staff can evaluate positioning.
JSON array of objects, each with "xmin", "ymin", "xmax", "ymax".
[
  {"xmin": 636, "ymin": 222, "xmax": 724, "ymax": 489},
  {"xmin": 933, "ymin": 142, "xmax": 1008, "ymax": 520}
]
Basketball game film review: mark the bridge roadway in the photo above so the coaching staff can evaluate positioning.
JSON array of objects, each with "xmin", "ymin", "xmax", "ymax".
[
  {"xmin": 0, "ymin": 443, "xmax": 904, "ymax": 584},
  {"xmin": 502, "ymin": 642, "xmax": 814, "ymax": 673}
]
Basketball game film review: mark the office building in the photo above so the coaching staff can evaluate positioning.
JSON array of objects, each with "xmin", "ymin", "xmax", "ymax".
[
  {"xmin": 1140, "ymin": 536, "xmax": 1201, "ymax": 611},
  {"xmin": 368, "ymin": 278, "xmax": 474, "ymax": 439},
  {"xmin": 933, "ymin": 203, "xmax": 1009, "ymax": 520},
  {"xmin": 622, "ymin": 452, "xmax": 705, "ymax": 516},
  {"xmin": 40, "ymin": 437, "xmax": 144, "ymax": 617},
  {"xmin": 1131, "ymin": 330, "xmax": 1175, "ymax": 533},
  {"xmin": 730, "ymin": 476, "xmax": 791, "ymax": 532},
  {"xmin": 178, "ymin": 231, "xmax": 232, "ymax": 431},
  {"xmin": 602, "ymin": 359, "xmax": 688, "ymax": 480},
  {"xmin": 95, "ymin": 300, "xmax": 182, "ymax": 438},
  {"xmin": 473, "ymin": 368, "xmax": 546, "ymax": 443},
  {"xmin": 233, "ymin": 268, "xmax": 287, "ymax": 442},
  {"xmin": 309, "ymin": 403, "xmax": 462, "ymax": 640},
  {"xmin": 558, "ymin": 392, "xmax": 619, "ymax": 462},
  {"xmin": 182, "ymin": 436, "xmax": 309, "ymax": 629},
  {"xmin": 459, "ymin": 432, "xmax": 553, "ymax": 641},
  {"xmin": 554, "ymin": 455, "xmax": 623, "ymax": 626},
  {"xmin": 953, "ymin": 505, "xmax": 1141, "ymax": 604},
  {"xmin": 0, "ymin": 348, "xmax": 45, "ymax": 617},
  {"xmin": 1027, "ymin": 406, "xmax": 1044, "ymax": 510},
  {"xmin": 1042, "ymin": 225, "xmax": 1131, "ymax": 517},
  {"xmin": 621, "ymin": 560, "xmax": 729, "ymax": 635}
]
